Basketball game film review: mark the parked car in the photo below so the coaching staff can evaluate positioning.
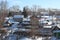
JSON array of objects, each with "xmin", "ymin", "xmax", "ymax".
[
  {"xmin": 3, "ymin": 23, "xmax": 12, "ymax": 27},
  {"xmin": 8, "ymin": 19, "xmax": 19, "ymax": 24}
]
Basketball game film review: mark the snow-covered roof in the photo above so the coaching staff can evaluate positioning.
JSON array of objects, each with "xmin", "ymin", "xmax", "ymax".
[
  {"xmin": 53, "ymin": 30, "xmax": 60, "ymax": 33},
  {"xmin": 14, "ymin": 15, "xmax": 24, "ymax": 18},
  {"xmin": 5, "ymin": 17, "xmax": 9, "ymax": 20},
  {"xmin": 27, "ymin": 15, "xmax": 32, "ymax": 18},
  {"xmin": 43, "ymin": 26, "xmax": 52, "ymax": 28},
  {"xmin": 41, "ymin": 16, "xmax": 56, "ymax": 20},
  {"xmin": 41, "ymin": 12, "xmax": 48, "ymax": 14},
  {"xmin": 57, "ymin": 24, "xmax": 60, "ymax": 28},
  {"xmin": 23, "ymin": 18, "xmax": 30, "ymax": 21},
  {"xmin": 19, "ymin": 37, "xmax": 32, "ymax": 40}
]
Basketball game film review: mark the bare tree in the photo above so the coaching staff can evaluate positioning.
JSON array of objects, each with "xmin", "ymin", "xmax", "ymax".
[
  {"xmin": 9, "ymin": 5, "xmax": 20, "ymax": 12},
  {"xmin": 0, "ymin": 0, "xmax": 8, "ymax": 27},
  {"xmin": 24, "ymin": 6, "xmax": 32, "ymax": 15},
  {"xmin": 31, "ymin": 5, "xmax": 41, "ymax": 16},
  {"xmin": 22, "ymin": 6, "xmax": 31, "ymax": 18}
]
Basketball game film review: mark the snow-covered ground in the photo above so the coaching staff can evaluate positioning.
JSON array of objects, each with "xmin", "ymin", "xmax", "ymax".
[
  {"xmin": 37, "ymin": 37, "xmax": 42, "ymax": 40},
  {"xmin": 18, "ymin": 36, "xmax": 51, "ymax": 40},
  {"xmin": 19, "ymin": 37, "xmax": 32, "ymax": 40}
]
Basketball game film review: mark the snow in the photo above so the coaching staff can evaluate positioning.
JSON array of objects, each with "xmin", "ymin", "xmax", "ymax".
[
  {"xmin": 51, "ymin": 37, "xmax": 56, "ymax": 40},
  {"xmin": 14, "ymin": 15, "xmax": 24, "ymax": 18},
  {"xmin": 19, "ymin": 37, "xmax": 32, "ymax": 40},
  {"xmin": 37, "ymin": 37, "xmax": 42, "ymax": 40},
  {"xmin": 43, "ymin": 26, "xmax": 52, "ymax": 28},
  {"xmin": 19, "ymin": 36, "xmax": 43, "ymax": 40}
]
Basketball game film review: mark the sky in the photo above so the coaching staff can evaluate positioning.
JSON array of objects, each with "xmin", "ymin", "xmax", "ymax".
[{"xmin": 0, "ymin": 0, "xmax": 60, "ymax": 10}]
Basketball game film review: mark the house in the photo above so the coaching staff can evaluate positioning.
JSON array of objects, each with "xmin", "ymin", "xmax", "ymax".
[
  {"xmin": 51, "ymin": 26, "xmax": 60, "ymax": 40},
  {"xmin": 22, "ymin": 18, "xmax": 31, "ymax": 26},
  {"xmin": 13, "ymin": 15, "xmax": 24, "ymax": 22},
  {"xmin": 39, "ymin": 18, "xmax": 53, "ymax": 28},
  {"xmin": 39, "ymin": 13, "xmax": 57, "ymax": 28}
]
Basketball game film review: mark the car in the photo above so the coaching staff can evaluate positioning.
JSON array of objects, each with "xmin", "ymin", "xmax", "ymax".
[
  {"xmin": 3, "ymin": 23, "xmax": 12, "ymax": 27},
  {"xmin": 8, "ymin": 19, "xmax": 19, "ymax": 24},
  {"xmin": 3, "ymin": 22, "xmax": 13, "ymax": 27}
]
